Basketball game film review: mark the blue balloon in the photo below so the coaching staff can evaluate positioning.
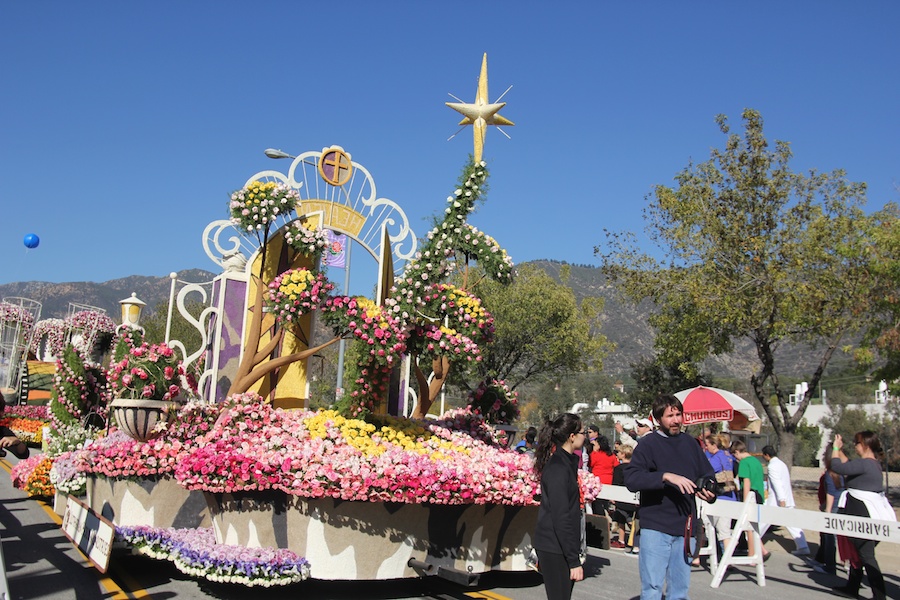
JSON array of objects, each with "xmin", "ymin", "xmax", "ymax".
[{"xmin": 23, "ymin": 233, "xmax": 39, "ymax": 249}]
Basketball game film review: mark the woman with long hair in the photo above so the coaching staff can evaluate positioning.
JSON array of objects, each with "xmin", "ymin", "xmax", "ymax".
[
  {"xmin": 532, "ymin": 413, "xmax": 586, "ymax": 600},
  {"xmin": 828, "ymin": 431, "xmax": 895, "ymax": 600}
]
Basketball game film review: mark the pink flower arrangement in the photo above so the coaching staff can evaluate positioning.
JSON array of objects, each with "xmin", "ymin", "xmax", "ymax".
[
  {"xmin": 0, "ymin": 302, "xmax": 35, "ymax": 343},
  {"xmin": 420, "ymin": 283, "xmax": 494, "ymax": 342},
  {"xmin": 11, "ymin": 455, "xmax": 45, "ymax": 489},
  {"xmin": 3, "ymin": 404, "xmax": 50, "ymax": 421},
  {"xmin": 66, "ymin": 310, "xmax": 116, "ymax": 334},
  {"xmin": 10, "ymin": 455, "xmax": 54, "ymax": 497},
  {"xmin": 403, "ymin": 283, "xmax": 493, "ymax": 364},
  {"xmin": 76, "ymin": 400, "xmax": 222, "ymax": 479},
  {"xmin": 30, "ymin": 318, "xmax": 66, "ymax": 357},
  {"xmin": 322, "ymin": 296, "xmax": 407, "ymax": 367},
  {"xmin": 174, "ymin": 398, "xmax": 601, "ymax": 506},
  {"xmin": 264, "ymin": 268, "xmax": 334, "ymax": 325},
  {"xmin": 108, "ymin": 342, "xmax": 194, "ymax": 401},
  {"xmin": 467, "ymin": 378, "xmax": 520, "ymax": 425},
  {"xmin": 282, "ymin": 221, "xmax": 329, "ymax": 258},
  {"xmin": 321, "ymin": 296, "xmax": 408, "ymax": 416}
]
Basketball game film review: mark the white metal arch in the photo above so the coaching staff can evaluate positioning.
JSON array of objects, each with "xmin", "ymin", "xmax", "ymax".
[{"xmin": 202, "ymin": 147, "xmax": 417, "ymax": 271}]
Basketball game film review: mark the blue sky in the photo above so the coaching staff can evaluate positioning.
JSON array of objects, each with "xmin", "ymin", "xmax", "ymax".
[{"xmin": 2, "ymin": 2, "xmax": 898, "ymax": 291}]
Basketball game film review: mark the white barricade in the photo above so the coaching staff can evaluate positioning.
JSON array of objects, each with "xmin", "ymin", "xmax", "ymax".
[
  {"xmin": 596, "ymin": 485, "xmax": 898, "ymax": 589},
  {"xmin": 594, "ymin": 483, "xmax": 640, "ymax": 504},
  {"xmin": 701, "ymin": 494, "xmax": 899, "ymax": 588}
]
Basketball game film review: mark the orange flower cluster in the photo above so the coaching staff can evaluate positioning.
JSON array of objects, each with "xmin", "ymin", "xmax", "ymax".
[
  {"xmin": 24, "ymin": 457, "xmax": 55, "ymax": 497},
  {"xmin": 0, "ymin": 417, "xmax": 45, "ymax": 444}
]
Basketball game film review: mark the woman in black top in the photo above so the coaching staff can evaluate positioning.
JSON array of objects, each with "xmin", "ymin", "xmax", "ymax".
[
  {"xmin": 532, "ymin": 413, "xmax": 586, "ymax": 600},
  {"xmin": 828, "ymin": 431, "xmax": 891, "ymax": 600}
]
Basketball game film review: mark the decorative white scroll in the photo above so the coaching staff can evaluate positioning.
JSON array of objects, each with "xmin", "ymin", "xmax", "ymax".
[{"xmin": 202, "ymin": 148, "xmax": 417, "ymax": 272}]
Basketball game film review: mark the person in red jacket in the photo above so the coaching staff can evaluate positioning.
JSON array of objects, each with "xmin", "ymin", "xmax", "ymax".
[{"xmin": 589, "ymin": 435, "xmax": 619, "ymax": 515}]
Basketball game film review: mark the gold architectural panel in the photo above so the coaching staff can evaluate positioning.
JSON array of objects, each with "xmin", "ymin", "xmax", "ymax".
[
  {"xmin": 243, "ymin": 213, "xmax": 326, "ymax": 405},
  {"xmin": 299, "ymin": 201, "xmax": 365, "ymax": 237}
]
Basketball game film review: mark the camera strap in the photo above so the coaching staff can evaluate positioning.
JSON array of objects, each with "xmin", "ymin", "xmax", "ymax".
[{"xmin": 683, "ymin": 499, "xmax": 706, "ymax": 561}]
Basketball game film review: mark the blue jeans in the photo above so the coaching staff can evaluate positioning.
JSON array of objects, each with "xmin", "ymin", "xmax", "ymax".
[{"xmin": 639, "ymin": 528, "xmax": 691, "ymax": 600}]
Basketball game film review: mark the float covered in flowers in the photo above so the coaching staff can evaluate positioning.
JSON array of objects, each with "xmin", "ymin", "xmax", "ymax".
[{"xmin": 57, "ymin": 65, "xmax": 576, "ymax": 581}]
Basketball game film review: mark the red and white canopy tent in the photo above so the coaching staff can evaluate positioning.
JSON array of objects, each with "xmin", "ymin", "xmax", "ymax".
[{"xmin": 673, "ymin": 386, "xmax": 762, "ymax": 433}]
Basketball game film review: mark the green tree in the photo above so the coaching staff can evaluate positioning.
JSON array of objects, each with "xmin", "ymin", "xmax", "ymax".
[
  {"xmin": 628, "ymin": 354, "xmax": 712, "ymax": 418},
  {"xmin": 462, "ymin": 264, "xmax": 609, "ymax": 392},
  {"xmin": 821, "ymin": 396, "xmax": 899, "ymax": 470},
  {"xmin": 858, "ymin": 204, "xmax": 900, "ymax": 387},
  {"xmin": 528, "ymin": 379, "xmax": 578, "ymax": 424},
  {"xmin": 875, "ymin": 396, "xmax": 900, "ymax": 471},
  {"xmin": 596, "ymin": 109, "xmax": 878, "ymax": 466},
  {"xmin": 791, "ymin": 421, "xmax": 823, "ymax": 467}
]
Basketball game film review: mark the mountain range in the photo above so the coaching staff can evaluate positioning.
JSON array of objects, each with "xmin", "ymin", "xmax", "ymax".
[{"xmin": 0, "ymin": 261, "xmax": 816, "ymax": 380}]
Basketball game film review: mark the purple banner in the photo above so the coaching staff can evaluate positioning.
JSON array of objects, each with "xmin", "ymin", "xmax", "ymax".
[{"xmin": 323, "ymin": 230, "xmax": 347, "ymax": 268}]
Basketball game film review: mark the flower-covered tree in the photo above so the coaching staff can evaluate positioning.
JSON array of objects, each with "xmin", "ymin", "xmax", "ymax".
[
  {"xmin": 223, "ymin": 159, "xmax": 511, "ymax": 420},
  {"xmin": 49, "ymin": 345, "xmax": 109, "ymax": 432},
  {"xmin": 225, "ymin": 183, "xmax": 345, "ymax": 397},
  {"xmin": 385, "ymin": 160, "xmax": 513, "ymax": 418}
]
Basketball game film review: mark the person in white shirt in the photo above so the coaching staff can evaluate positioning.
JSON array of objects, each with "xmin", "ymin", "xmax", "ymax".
[
  {"xmin": 615, "ymin": 421, "xmax": 637, "ymax": 449},
  {"xmin": 759, "ymin": 445, "xmax": 809, "ymax": 555},
  {"xmin": 616, "ymin": 418, "xmax": 653, "ymax": 449}
]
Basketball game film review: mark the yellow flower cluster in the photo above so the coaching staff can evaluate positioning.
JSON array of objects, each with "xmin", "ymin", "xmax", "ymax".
[
  {"xmin": 278, "ymin": 269, "xmax": 315, "ymax": 300},
  {"xmin": 304, "ymin": 410, "xmax": 379, "ymax": 455},
  {"xmin": 242, "ymin": 181, "xmax": 278, "ymax": 206},
  {"xmin": 455, "ymin": 293, "xmax": 487, "ymax": 321},
  {"xmin": 303, "ymin": 410, "xmax": 469, "ymax": 459},
  {"xmin": 373, "ymin": 415, "xmax": 470, "ymax": 460},
  {"xmin": 355, "ymin": 297, "xmax": 390, "ymax": 330},
  {"xmin": 439, "ymin": 325, "xmax": 459, "ymax": 337}
]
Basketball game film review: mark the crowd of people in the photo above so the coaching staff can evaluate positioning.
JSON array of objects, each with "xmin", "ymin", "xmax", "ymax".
[{"xmin": 528, "ymin": 397, "xmax": 896, "ymax": 600}]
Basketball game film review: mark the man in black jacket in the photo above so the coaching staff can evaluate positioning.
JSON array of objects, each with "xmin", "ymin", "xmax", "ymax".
[{"xmin": 624, "ymin": 395, "xmax": 715, "ymax": 600}]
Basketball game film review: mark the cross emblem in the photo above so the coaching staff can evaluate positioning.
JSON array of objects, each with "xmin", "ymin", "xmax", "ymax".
[{"xmin": 318, "ymin": 148, "xmax": 353, "ymax": 186}]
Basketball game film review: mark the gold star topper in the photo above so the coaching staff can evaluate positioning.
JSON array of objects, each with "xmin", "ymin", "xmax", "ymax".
[{"xmin": 446, "ymin": 53, "xmax": 514, "ymax": 163}]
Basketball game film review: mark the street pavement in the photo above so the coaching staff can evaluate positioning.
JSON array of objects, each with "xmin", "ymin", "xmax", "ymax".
[{"xmin": 1, "ymin": 454, "xmax": 896, "ymax": 599}]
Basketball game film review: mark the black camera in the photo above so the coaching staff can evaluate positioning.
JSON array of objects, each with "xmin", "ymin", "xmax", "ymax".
[{"xmin": 695, "ymin": 476, "xmax": 719, "ymax": 502}]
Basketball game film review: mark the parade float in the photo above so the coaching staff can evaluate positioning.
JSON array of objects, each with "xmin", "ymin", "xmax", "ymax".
[{"xmin": 40, "ymin": 55, "xmax": 602, "ymax": 585}]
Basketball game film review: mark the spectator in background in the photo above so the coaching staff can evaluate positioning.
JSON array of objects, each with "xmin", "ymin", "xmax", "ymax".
[
  {"xmin": 587, "ymin": 424, "xmax": 600, "ymax": 444},
  {"xmin": 815, "ymin": 448, "xmax": 845, "ymax": 574},
  {"xmin": 634, "ymin": 418, "xmax": 654, "ymax": 441},
  {"xmin": 610, "ymin": 445, "xmax": 636, "ymax": 550},
  {"xmin": 759, "ymin": 445, "xmax": 810, "ymax": 555},
  {"xmin": 582, "ymin": 425, "xmax": 601, "ymax": 473},
  {"xmin": 589, "ymin": 435, "xmax": 619, "ymax": 515},
  {"xmin": 731, "ymin": 440, "xmax": 770, "ymax": 563},
  {"xmin": 827, "ymin": 432, "xmax": 894, "ymax": 600},
  {"xmin": 615, "ymin": 421, "xmax": 637, "ymax": 449},
  {"xmin": 590, "ymin": 435, "xmax": 618, "ymax": 485},
  {"xmin": 704, "ymin": 434, "xmax": 737, "ymax": 554},
  {"xmin": 516, "ymin": 427, "xmax": 538, "ymax": 456}
]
